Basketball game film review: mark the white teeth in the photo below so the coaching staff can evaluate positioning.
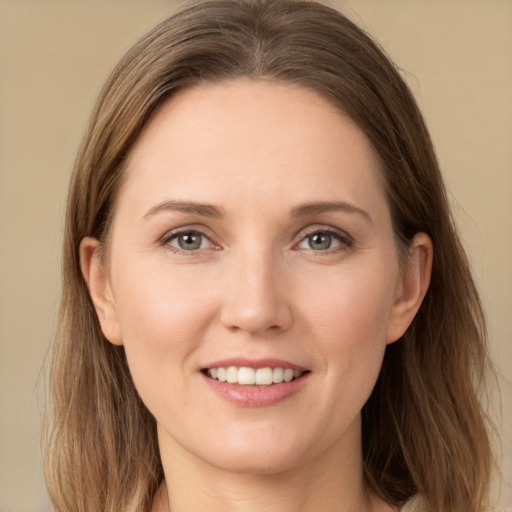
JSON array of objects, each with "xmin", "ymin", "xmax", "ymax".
[
  {"xmin": 237, "ymin": 367, "xmax": 255, "ymax": 385},
  {"xmin": 272, "ymin": 367, "xmax": 284, "ymax": 383},
  {"xmin": 206, "ymin": 366, "xmax": 304, "ymax": 385},
  {"xmin": 226, "ymin": 366, "xmax": 238, "ymax": 383},
  {"xmin": 255, "ymin": 367, "xmax": 273, "ymax": 385},
  {"xmin": 217, "ymin": 367, "xmax": 226, "ymax": 382}
]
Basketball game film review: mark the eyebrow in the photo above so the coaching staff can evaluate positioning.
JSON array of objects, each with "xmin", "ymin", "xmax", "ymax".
[
  {"xmin": 142, "ymin": 200, "xmax": 224, "ymax": 220},
  {"xmin": 291, "ymin": 201, "xmax": 372, "ymax": 223},
  {"xmin": 142, "ymin": 199, "xmax": 372, "ymax": 223}
]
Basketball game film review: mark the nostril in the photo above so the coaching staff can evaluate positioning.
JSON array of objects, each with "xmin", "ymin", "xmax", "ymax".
[{"xmin": 220, "ymin": 301, "xmax": 293, "ymax": 336}]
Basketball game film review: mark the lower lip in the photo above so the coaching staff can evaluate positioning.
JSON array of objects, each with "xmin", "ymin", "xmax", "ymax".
[{"xmin": 202, "ymin": 373, "xmax": 310, "ymax": 407}]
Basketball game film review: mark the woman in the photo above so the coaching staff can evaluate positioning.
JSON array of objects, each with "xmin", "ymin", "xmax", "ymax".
[{"xmin": 45, "ymin": 1, "xmax": 495, "ymax": 511}]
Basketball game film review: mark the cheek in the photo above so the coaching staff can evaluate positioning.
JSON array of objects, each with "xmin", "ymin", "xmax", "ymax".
[
  {"xmin": 114, "ymin": 254, "xmax": 211, "ymax": 332},
  {"xmin": 110, "ymin": 257, "xmax": 218, "ymax": 380},
  {"xmin": 300, "ymin": 261, "xmax": 397, "ymax": 396},
  {"xmin": 109, "ymin": 260, "xmax": 224, "ymax": 428},
  {"xmin": 303, "ymin": 262, "xmax": 397, "ymax": 346}
]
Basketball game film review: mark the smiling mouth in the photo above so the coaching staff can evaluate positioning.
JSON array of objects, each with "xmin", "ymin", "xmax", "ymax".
[{"xmin": 203, "ymin": 366, "xmax": 307, "ymax": 386}]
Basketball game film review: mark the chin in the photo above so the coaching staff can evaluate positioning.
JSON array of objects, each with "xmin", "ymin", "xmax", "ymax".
[
  {"xmin": 207, "ymin": 450, "xmax": 305, "ymax": 476},
  {"xmin": 195, "ymin": 427, "xmax": 319, "ymax": 476}
]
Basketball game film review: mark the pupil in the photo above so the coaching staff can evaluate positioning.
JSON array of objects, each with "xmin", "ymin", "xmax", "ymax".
[
  {"xmin": 179, "ymin": 233, "xmax": 201, "ymax": 250},
  {"xmin": 309, "ymin": 233, "xmax": 331, "ymax": 250}
]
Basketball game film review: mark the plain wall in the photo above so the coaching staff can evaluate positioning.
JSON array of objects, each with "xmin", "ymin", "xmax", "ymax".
[{"xmin": 0, "ymin": 1, "xmax": 510, "ymax": 510}]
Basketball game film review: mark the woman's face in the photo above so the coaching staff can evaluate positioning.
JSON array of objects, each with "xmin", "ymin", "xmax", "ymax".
[{"xmin": 84, "ymin": 79, "xmax": 428, "ymax": 475}]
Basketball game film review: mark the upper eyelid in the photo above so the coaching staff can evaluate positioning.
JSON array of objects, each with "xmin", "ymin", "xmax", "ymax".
[
  {"xmin": 161, "ymin": 229, "xmax": 218, "ymax": 255},
  {"xmin": 160, "ymin": 225, "xmax": 215, "ymax": 242},
  {"xmin": 295, "ymin": 224, "xmax": 353, "ymax": 242},
  {"xmin": 158, "ymin": 224, "xmax": 353, "ymax": 248},
  {"xmin": 293, "ymin": 227, "xmax": 354, "ymax": 253}
]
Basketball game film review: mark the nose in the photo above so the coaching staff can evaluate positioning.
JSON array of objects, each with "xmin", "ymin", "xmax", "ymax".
[{"xmin": 219, "ymin": 248, "xmax": 293, "ymax": 336}]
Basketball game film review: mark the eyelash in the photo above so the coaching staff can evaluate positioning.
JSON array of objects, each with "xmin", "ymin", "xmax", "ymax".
[
  {"xmin": 160, "ymin": 229, "xmax": 218, "ymax": 255},
  {"xmin": 296, "ymin": 227, "xmax": 353, "ymax": 254},
  {"xmin": 160, "ymin": 226, "xmax": 353, "ymax": 255}
]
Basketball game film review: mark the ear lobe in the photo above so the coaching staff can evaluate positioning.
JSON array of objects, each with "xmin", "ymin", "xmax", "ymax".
[
  {"xmin": 79, "ymin": 237, "xmax": 123, "ymax": 346},
  {"xmin": 386, "ymin": 232, "xmax": 433, "ymax": 344}
]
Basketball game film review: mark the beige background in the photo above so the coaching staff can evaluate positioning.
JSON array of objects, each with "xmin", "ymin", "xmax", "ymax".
[{"xmin": 0, "ymin": 1, "xmax": 510, "ymax": 510}]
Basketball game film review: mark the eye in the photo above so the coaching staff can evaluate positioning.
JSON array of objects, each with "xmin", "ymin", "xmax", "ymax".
[
  {"xmin": 166, "ymin": 231, "xmax": 212, "ymax": 251},
  {"xmin": 297, "ymin": 228, "xmax": 352, "ymax": 252}
]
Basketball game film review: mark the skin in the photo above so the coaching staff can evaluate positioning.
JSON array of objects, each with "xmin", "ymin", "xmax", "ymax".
[{"xmin": 81, "ymin": 79, "xmax": 432, "ymax": 512}]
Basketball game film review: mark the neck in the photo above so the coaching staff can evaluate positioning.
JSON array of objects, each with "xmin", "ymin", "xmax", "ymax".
[{"xmin": 152, "ymin": 421, "xmax": 394, "ymax": 512}]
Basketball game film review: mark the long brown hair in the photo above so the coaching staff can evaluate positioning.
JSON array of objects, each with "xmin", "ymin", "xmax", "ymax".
[{"xmin": 45, "ymin": 1, "xmax": 494, "ymax": 510}]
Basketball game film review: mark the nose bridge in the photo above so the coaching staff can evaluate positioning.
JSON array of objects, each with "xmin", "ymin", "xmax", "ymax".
[{"xmin": 220, "ymin": 241, "xmax": 292, "ymax": 335}]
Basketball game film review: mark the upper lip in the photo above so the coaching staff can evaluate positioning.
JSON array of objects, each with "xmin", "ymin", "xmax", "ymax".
[{"xmin": 202, "ymin": 357, "xmax": 308, "ymax": 371}]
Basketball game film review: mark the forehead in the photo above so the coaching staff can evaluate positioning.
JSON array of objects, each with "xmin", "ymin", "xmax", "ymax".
[{"xmin": 120, "ymin": 79, "xmax": 386, "ymax": 218}]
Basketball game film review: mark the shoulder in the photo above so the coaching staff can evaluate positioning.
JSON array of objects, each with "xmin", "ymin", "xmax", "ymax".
[
  {"xmin": 400, "ymin": 496, "xmax": 511, "ymax": 512},
  {"xmin": 400, "ymin": 496, "xmax": 426, "ymax": 512}
]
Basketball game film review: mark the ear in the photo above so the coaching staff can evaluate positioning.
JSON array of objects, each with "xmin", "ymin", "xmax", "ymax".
[
  {"xmin": 79, "ymin": 237, "xmax": 123, "ymax": 346},
  {"xmin": 386, "ymin": 232, "xmax": 433, "ymax": 344}
]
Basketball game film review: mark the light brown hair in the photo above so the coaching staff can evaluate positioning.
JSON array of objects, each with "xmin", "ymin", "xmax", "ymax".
[{"xmin": 45, "ymin": 1, "xmax": 494, "ymax": 511}]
